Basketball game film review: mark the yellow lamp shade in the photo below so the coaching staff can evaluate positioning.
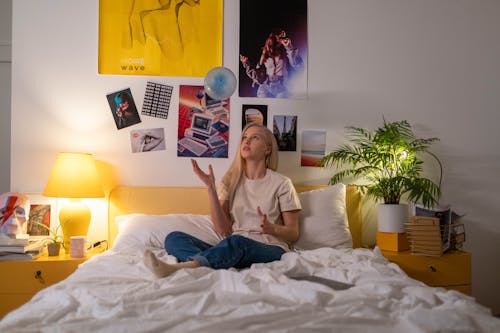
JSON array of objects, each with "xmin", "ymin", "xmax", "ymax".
[
  {"xmin": 43, "ymin": 153, "xmax": 104, "ymax": 248},
  {"xmin": 43, "ymin": 153, "xmax": 104, "ymax": 198}
]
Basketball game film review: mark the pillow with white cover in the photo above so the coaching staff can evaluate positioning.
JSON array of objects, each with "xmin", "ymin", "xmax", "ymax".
[
  {"xmin": 114, "ymin": 214, "xmax": 223, "ymax": 251},
  {"xmin": 113, "ymin": 184, "xmax": 352, "ymax": 251},
  {"xmin": 293, "ymin": 184, "xmax": 353, "ymax": 250}
]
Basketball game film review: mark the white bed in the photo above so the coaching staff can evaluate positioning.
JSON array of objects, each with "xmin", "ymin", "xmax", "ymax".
[{"xmin": 1, "ymin": 185, "xmax": 498, "ymax": 333}]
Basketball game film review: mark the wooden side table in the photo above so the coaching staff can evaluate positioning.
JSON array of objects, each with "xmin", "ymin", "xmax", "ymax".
[
  {"xmin": 0, "ymin": 249, "xmax": 98, "ymax": 318},
  {"xmin": 381, "ymin": 250, "xmax": 471, "ymax": 295}
]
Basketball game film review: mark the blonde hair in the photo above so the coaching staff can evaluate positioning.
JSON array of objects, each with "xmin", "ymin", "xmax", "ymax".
[{"xmin": 220, "ymin": 123, "xmax": 278, "ymax": 208}]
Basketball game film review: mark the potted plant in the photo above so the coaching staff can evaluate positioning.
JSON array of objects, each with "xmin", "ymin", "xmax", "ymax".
[
  {"xmin": 320, "ymin": 119, "xmax": 442, "ymax": 233},
  {"xmin": 34, "ymin": 222, "xmax": 63, "ymax": 256}
]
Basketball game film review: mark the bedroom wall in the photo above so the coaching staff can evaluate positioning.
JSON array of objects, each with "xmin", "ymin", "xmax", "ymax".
[
  {"xmin": 10, "ymin": 0, "xmax": 500, "ymax": 314},
  {"xmin": 0, "ymin": 0, "xmax": 12, "ymax": 194}
]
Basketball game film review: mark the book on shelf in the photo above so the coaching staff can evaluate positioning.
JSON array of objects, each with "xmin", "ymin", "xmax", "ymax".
[
  {"xmin": 410, "ymin": 249, "xmax": 444, "ymax": 257},
  {"xmin": 408, "ymin": 236, "xmax": 442, "ymax": 246},
  {"xmin": 0, "ymin": 239, "xmax": 45, "ymax": 254},
  {"xmin": 0, "ymin": 233, "xmax": 30, "ymax": 246},
  {"xmin": 410, "ymin": 242, "xmax": 443, "ymax": 251},
  {"xmin": 407, "ymin": 216, "xmax": 440, "ymax": 226},
  {"xmin": 412, "ymin": 205, "xmax": 452, "ymax": 250},
  {"xmin": 407, "ymin": 236, "xmax": 442, "ymax": 244},
  {"xmin": 406, "ymin": 229, "xmax": 442, "ymax": 238},
  {"xmin": 406, "ymin": 215, "xmax": 447, "ymax": 256},
  {"xmin": 0, "ymin": 251, "xmax": 43, "ymax": 261},
  {"xmin": 406, "ymin": 224, "xmax": 441, "ymax": 232},
  {"xmin": 406, "ymin": 228, "xmax": 442, "ymax": 235}
]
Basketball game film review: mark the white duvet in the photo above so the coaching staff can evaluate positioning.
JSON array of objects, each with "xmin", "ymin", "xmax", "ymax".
[{"xmin": 1, "ymin": 247, "xmax": 499, "ymax": 333}]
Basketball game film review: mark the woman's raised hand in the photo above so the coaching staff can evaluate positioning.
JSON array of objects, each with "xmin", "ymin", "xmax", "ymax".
[{"xmin": 191, "ymin": 159, "xmax": 216, "ymax": 189}]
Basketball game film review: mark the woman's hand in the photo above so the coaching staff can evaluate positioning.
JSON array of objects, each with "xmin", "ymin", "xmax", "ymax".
[
  {"xmin": 258, "ymin": 207, "xmax": 300, "ymax": 243},
  {"xmin": 191, "ymin": 159, "xmax": 216, "ymax": 189},
  {"xmin": 192, "ymin": 159, "xmax": 232, "ymax": 236},
  {"xmin": 239, "ymin": 54, "xmax": 248, "ymax": 65},
  {"xmin": 258, "ymin": 206, "xmax": 275, "ymax": 235}
]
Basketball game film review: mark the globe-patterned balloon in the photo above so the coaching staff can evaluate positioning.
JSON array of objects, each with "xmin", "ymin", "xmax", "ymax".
[{"xmin": 204, "ymin": 67, "xmax": 237, "ymax": 100}]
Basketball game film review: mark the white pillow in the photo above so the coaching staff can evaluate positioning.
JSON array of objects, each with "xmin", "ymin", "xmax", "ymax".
[
  {"xmin": 293, "ymin": 184, "xmax": 353, "ymax": 250},
  {"xmin": 113, "ymin": 214, "xmax": 223, "ymax": 250}
]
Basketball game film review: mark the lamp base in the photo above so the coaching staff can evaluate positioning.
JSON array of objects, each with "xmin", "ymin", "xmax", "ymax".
[{"xmin": 59, "ymin": 199, "xmax": 91, "ymax": 249}]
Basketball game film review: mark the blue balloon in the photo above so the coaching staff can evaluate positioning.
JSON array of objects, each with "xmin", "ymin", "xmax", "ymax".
[{"xmin": 204, "ymin": 67, "xmax": 237, "ymax": 100}]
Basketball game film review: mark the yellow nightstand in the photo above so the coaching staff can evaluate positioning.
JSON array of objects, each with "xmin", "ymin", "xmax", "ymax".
[
  {"xmin": 381, "ymin": 250, "xmax": 471, "ymax": 295},
  {"xmin": 0, "ymin": 249, "xmax": 98, "ymax": 318}
]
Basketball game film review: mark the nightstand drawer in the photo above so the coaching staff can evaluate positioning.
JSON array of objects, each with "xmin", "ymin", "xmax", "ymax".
[
  {"xmin": 0, "ymin": 260, "xmax": 83, "ymax": 294},
  {"xmin": 382, "ymin": 250, "xmax": 471, "ymax": 287},
  {"xmin": 0, "ymin": 251, "xmax": 97, "ymax": 319}
]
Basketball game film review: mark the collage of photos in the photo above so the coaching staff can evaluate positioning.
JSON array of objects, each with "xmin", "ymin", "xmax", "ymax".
[
  {"xmin": 104, "ymin": 83, "xmax": 324, "ymax": 167},
  {"xmin": 101, "ymin": 0, "xmax": 319, "ymax": 166}
]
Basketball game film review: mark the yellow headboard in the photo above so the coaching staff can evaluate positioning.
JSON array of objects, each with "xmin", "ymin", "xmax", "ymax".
[{"xmin": 108, "ymin": 185, "xmax": 362, "ymax": 248}]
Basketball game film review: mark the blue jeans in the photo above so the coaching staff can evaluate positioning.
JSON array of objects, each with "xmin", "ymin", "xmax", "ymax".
[{"xmin": 164, "ymin": 231, "xmax": 286, "ymax": 269}]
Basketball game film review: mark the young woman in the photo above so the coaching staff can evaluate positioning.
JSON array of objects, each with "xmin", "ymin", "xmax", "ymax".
[{"xmin": 144, "ymin": 123, "xmax": 301, "ymax": 277}]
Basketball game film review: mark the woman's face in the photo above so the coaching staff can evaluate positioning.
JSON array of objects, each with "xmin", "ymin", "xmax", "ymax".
[
  {"xmin": 118, "ymin": 100, "xmax": 130, "ymax": 112},
  {"xmin": 240, "ymin": 126, "xmax": 270, "ymax": 161}
]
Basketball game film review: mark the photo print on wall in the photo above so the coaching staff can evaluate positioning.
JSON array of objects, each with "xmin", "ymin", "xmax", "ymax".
[
  {"xmin": 301, "ymin": 130, "xmax": 326, "ymax": 167},
  {"xmin": 273, "ymin": 115, "xmax": 297, "ymax": 151},
  {"xmin": 177, "ymin": 85, "xmax": 230, "ymax": 158},
  {"xmin": 239, "ymin": 0, "xmax": 308, "ymax": 99},
  {"xmin": 242, "ymin": 104, "xmax": 268, "ymax": 129},
  {"xmin": 130, "ymin": 128, "xmax": 166, "ymax": 153},
  {"xmin": 106, "ymin": 88, "xmax": 141, "ymax": 130},
  {"xmin": 141, "ymin": 81, "xmax": 173, "ymax": 119}
]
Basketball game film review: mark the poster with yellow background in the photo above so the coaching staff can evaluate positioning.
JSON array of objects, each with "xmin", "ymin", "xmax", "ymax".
[{"xmin": 99, "ymin": 0, "xmax": 223, "ymax": 77}]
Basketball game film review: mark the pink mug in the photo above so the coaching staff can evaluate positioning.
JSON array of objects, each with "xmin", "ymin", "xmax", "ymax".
[{"xmin": 70, "ymin": 236, "xmax": 89, "ymax": 258}]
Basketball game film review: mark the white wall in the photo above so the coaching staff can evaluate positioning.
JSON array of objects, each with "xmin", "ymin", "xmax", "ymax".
[
  {"xmin": 11, "ymin": 0, "xmax": 500, "ymax": 314},
  {"xmin": 0, "ymin": 0, "xmax": 12, "ymax": 194}
]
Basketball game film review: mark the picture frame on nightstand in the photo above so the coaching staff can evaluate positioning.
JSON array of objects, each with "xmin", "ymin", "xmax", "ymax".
[{"xmin": 25, "ymin": 194, "xmax": 58, "ymax": 241}]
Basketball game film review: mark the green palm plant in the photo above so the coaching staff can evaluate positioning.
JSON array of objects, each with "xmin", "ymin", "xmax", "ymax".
[
  {"xmin": 320, "ymin": 119, "xmax": 442, "ymax": 208},
  {"xmin": 34, "ymin": 221, "xmax": 63, "ymax": 244}
]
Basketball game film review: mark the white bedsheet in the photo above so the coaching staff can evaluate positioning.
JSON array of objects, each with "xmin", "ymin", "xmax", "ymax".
[{"xmin": 1, "ymin": 247, "xmax": 499, "ymax": 333}]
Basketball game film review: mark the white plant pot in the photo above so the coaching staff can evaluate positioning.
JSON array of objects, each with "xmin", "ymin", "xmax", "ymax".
[{"xmin": 378, "ymin": 204, "xmax": 409, "ymax": 233}]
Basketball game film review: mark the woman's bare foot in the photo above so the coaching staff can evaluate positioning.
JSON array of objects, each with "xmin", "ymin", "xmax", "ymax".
[{"xmin": 143, "ymin": 250, "xmax": 200, "ymax": 278}]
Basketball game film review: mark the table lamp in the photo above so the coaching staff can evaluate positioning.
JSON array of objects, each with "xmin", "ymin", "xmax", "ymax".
[{"xmin": 43, "ymin": 152, "xmax": 104, "ymax": 249}]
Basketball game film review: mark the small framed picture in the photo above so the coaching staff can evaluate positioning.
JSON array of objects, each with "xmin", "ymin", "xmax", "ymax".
[{"xmin": 26, "ymin": 194, "xmax": 58, "ymax": 240}]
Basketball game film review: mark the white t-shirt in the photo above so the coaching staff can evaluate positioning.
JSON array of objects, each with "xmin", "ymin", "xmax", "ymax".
[{"xmin": 218, "ymin": 169, "xmax": 301, "ymax": 251}]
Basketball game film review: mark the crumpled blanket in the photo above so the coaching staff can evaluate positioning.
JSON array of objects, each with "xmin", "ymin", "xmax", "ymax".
[{"xmin": 1, "ymin": 247, "xmax": 499, "ymax": 333}]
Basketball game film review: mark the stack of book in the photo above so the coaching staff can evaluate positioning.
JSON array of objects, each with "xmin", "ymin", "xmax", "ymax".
[
  {"xmin": 406, "ymin": 216, "xmax": 448, "ymax": 257},
  {"xmin": 0, "ymin": 234, "xmax": 45, "ymax": 261}
]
